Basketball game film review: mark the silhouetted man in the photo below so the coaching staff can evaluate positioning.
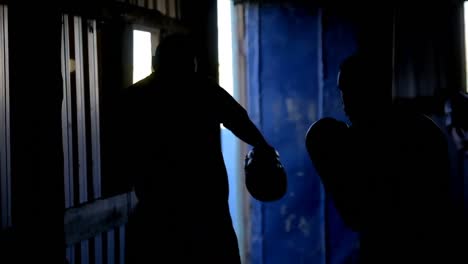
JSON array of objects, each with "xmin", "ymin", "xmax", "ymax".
[
  {"xmin": 119, "ymin": 33, "xmax": 274, "ymax": 263},
  {"xmin": 306, "ymin": 54, "xmax": 455, "ymax": 263}
]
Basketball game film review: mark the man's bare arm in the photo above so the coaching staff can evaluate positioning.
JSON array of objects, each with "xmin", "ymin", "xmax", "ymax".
[{"xmin": 216, "ymin": 85, "xmax": 270, "ymax": 148}]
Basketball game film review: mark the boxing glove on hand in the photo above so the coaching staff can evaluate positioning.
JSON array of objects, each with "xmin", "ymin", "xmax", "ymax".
[{"xmin": 244, "ymin": 146, "xmax": 287, "ymax": 202}]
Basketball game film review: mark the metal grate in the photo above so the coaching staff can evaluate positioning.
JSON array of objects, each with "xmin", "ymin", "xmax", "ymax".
[{"xmin": 61, "ymin": 14, "xmax": 125, "ymax": 264}]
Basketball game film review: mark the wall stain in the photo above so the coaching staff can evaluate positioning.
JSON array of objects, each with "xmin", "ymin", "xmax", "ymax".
[
  {"xmin": 285, "ymin": 214, "xmax": 296, "ymax": 232},
  {"xmin": 298, "ymin": 216, "xmax": 311, "ymax": 237}
]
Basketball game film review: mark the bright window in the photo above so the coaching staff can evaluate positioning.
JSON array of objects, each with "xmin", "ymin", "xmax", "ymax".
[
  {"xmin": 133, "ymin": 30, "xmax": 153, "ymax": 84},
  {"xmin": 217, "ymin": 0, "xmax": 234, "ymax": 97}
]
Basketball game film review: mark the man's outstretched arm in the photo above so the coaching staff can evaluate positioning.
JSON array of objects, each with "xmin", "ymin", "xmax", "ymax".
[
  {"xmin": 214, "ymin": 83, "xmax": 288, "ymax": 202},
  {"xmin": 226, "ymin": 112, "xmax": 270, "ymax": 148},
  {"xmin": 216, "ymin": 85, "xmax": 270, "ymax": 148}
]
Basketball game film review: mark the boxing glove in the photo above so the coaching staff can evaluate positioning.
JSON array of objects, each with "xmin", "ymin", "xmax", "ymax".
[{"xmin": 244, "ymin": 146, "xmax": 287, "ymax": 202}]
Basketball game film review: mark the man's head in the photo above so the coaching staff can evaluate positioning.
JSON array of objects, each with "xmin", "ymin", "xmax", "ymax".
[
  {"xmin": 153, "ymin": 33, "xmax": 197, "ymax": 75},
  {"xmin": 337, "ymin": 53, "xmax": 389, "ymax": 124}
]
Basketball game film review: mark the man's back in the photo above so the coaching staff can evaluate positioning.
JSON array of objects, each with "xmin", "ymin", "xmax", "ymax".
[
  {"xmin": 121, "ymin": 72, "xmax": 241, "ymax": 263},
  {"xmin": 122, "ymin": 73, "xmax": 232, "ymax": 203},
  {"xmin": 357, "ymin": 108, "xmax": 453, "ymax": 263}
]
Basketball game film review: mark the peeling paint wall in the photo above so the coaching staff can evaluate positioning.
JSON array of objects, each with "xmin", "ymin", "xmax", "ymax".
[{"xmin": 245, "ymin": 4, "xmax": 360, "ymax": 264}]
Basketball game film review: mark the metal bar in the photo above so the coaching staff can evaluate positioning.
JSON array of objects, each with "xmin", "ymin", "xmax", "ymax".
[
  {"xmin": 137, "ymin": 0, "xmax": 145, "ymax": 7},
  {"xmin": 93, "ymin": 234, "xmax": 103, "ymax": 264},
  {"xmin": 119, "ymin": 225, "xmax": 125, "ymax": 264},
  {"xmin": 74, "ymin": 15, "xmax": 90, "ymax": 264},
  {"xmin": 66, "ymin": 247, "xmax": 75, "ymax": 264},
  {"xmin": 87, "ymin": 18, "xmax": 103, "ymax": 264},
  {"xmin": 74, "ymin": 16, "xmax": 88, "ymax": 205},
  {"xmin": 60, "ymin": 14, "xmax": 68, "ymax": 208},
  {"xmin": 3, "ymin": 5, "xmax": 9, "ymax": 229},
  {"xmin": 147, "ymin": 0, "xmax": 154, "ymax": 10},
  {"xmin": 62, "ymin": 13, "xmax": 76, "ymax": 264},
  {"xmin": 168, "ymin": 0, "xmax": 176, "ymax": 18},
  {"xmin": 392, "ymin": 7, "xmax": 396, "ymax": 99},
  {"xmin": 62, "ymin": 14, "xmax": 75, "ymax": 210},
  {"xmin": 65, "ymin": 16, "xmax": 75, "ymax": 210},
  {"xmin": 88, "ymin": 19, "xmax": 101, "ymax": 202},
  {"xmin": 0, "ymin": 4, "xmax": 10, "ymax": 230},
  {"xmin": 157, "ymin": 0, "xmax": 166, "ymax": 15},
  {"xmin": 107, "ymin": 230, "xmax": 115, "ymax": 264},
  {"xmin": 0, "ymin": 5, "xmax": 6, "ymax": 229},
  {"xmin": 175, "ymin": 0, "xmax": 179, "ymax": 19},
  {"xmin": 80, "ymin": 237, "xmax": 89, "ymax": 264}
]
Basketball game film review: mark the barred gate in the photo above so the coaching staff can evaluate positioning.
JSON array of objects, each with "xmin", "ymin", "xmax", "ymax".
[
  {"xmin": 60, "ymin": 1, "xmax": 180, "ymax": 262},
  {"xmin": 0, "ymin": 1, "xmax": 182, "ymax": 263},
  {"xmin": 61, "ymin": 14, "xmax": 124, "ymax": 264}
]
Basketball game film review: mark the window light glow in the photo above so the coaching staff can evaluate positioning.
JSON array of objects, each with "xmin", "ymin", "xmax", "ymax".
[
  {"xmin": 217, "ymin": 0, "xmax": 234, "ymax": 96},
  {"xmin": 133, "ymin": 30, "xmax": 153, "ymax": 84}
]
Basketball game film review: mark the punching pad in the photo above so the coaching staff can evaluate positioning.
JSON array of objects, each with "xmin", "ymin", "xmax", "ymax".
[
  {"xmin": 305, "ymin": 117, "xmax": 350, "ymax": 185},
  {"xmin": 244, "ymin": 146, "xmax": 287, "ymax": 202},
  {"xmin": 305, "ymin": 117, "xmax": 349, "ymax": 174},
  {"xmin": 306, "ymin": 118, "xmax": 366, "ymax": 231}
]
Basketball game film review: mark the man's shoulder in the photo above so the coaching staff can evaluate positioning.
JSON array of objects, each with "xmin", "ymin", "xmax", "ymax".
[
  {"xmin": 189, "ymin": 74, "xmax": 224, "ymax": 99},
  {"xmin": 192, "ymin": 74, "xmax": 220, "ymax": 89},
  {"xmin": 391, "ymin": 106, "xmax": 447, "ymax": 147},
  {"xmin": 128, "ymin": 73, "xmax": 156, "ymax": 91},
  {"xmin": 392, "ymin": 105, "xmax": 440, "ymax": 129},
  {"xmin": 124, "ymin": 73, "xmax": 164, "ymax": 100},
  {"xmin": 204, "ymin": 75, "xmax": 219, "ymax": 85}
]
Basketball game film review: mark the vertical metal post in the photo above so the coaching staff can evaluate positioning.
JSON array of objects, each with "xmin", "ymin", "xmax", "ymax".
[
  {"xmin": 61, "ymin": 14, "xmax": 76, "ymax": 264},
  {"xmin": 137, "ymin": 0, "xmax": 146, "ymax": 8},
  {"xmin": 176, "ymin": 0, "xmax": 181, "ymax": 19},
  {"xmin": 74, "ymin": 16, "xmax": 88, "ymax": 205},
  {"xmin": 88, "ymin": 19, "xmax": 103, "ymax": 264},
  {"xmin": 148, "ymin": 0, "xmax": 155, "ymax": 10},
  {"xmin": 0, "ymin": 5, "xmax": 10, "ymax": 229},
  {"xmin": 87, "ymin": 19, "xmax": 101, "ymax": 211},
  {"xmin": 157, "ymin": 0, "xmax": 167, "ymax": 15},
  {"xmin": 168, "ymin": 0, "xmax": 177, "ymax": 18},
  {"xmin": 62, "ymin": 14, "xmax": 75, "ymax": 212},
  {"xmin": 74, "ymin": 15, "xmax": 90, "ymax": 264},
  {"xmin": 392, "ymin": 7, "xmax": 396, "ymax": 100},
  {"xmin": 3, "ymin": 5, "xmax": 9, "ymax": 230},
  {"xmin": 107, "ymin": 230, "xmax": 115, "ymax": 264},
  {"xmin": 119, "ymin": 226, "xmax": 126, "ymax": 264},
  {"xmin": 0, "ymin": 5, "xmax": 6, "ymax": 229}
]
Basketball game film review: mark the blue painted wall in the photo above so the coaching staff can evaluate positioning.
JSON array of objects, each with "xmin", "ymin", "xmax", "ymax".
[{"xmin": 245, "ymin": 4, "xmax": 360, "ymax": 264}]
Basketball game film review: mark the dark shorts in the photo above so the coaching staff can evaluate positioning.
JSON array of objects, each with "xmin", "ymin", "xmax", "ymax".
[{"xmin": 125, "ymin": 202, "xmax": 241, "ymax": 264}]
